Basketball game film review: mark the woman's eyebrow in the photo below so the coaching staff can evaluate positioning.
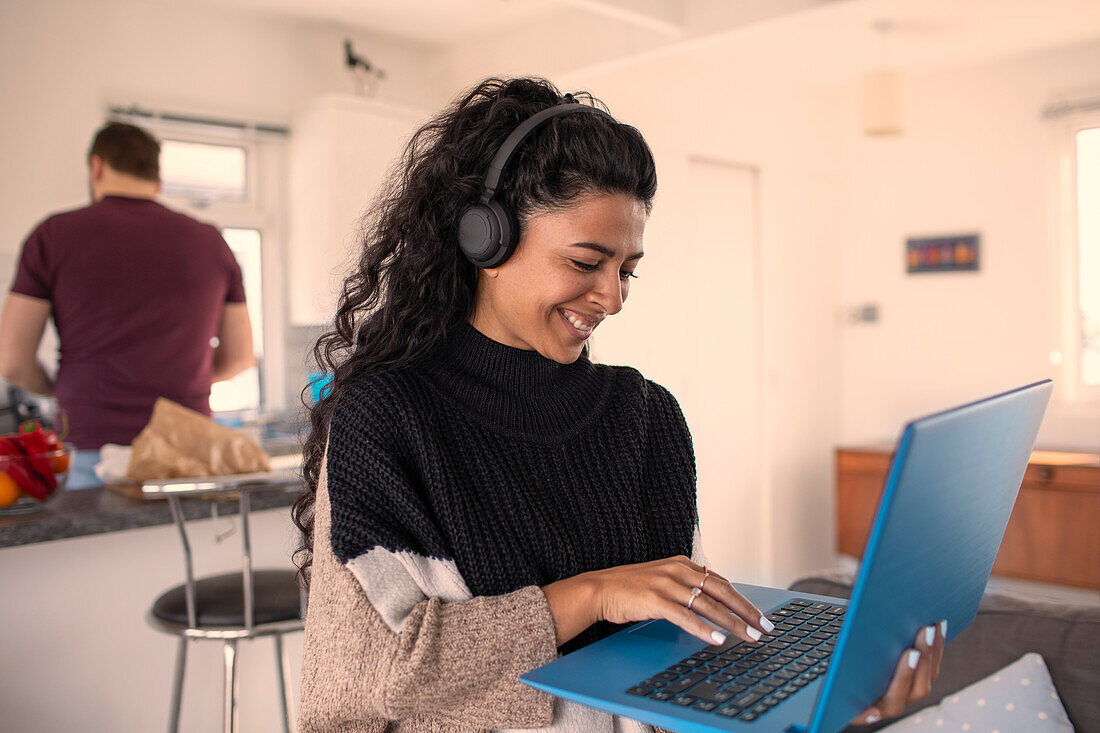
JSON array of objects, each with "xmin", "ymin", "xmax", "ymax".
[{"xmin": 569, "ymin": 242, "xmax": 644, "ymax": 261}]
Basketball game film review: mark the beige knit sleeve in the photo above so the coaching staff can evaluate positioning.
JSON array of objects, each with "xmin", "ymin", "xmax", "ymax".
[{"xmin": 298, "ymin": 453, "xmax": 560, "ymax": 732}]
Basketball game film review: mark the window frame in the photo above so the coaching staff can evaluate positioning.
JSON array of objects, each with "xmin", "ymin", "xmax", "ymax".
[{"xmin": 1056, "ymin": 109, "xmax": 1100, "ymax": 404}]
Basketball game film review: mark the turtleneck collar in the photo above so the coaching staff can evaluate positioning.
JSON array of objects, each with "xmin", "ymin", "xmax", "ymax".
[{"xmin": 418, "ymin": 320, "xmax": 614, "ymax": 439}]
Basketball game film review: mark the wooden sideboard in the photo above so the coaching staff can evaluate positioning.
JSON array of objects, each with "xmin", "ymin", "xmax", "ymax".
[{"xmin": 836, "ymin": 447, "xmax": 1100, "ymax": 590}]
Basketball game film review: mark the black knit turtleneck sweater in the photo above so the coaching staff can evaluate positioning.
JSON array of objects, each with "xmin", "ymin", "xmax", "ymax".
[{"xmin": 326, "ymin": 320, "xmax": 698, "ymax": 653}]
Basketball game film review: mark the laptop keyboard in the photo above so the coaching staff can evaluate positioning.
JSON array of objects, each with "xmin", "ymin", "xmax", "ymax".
[{"xmin": 625, "ymin": 599, "xmax": 845, "ymax": 723}]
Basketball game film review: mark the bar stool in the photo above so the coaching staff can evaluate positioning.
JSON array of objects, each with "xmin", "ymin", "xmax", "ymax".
[{"xmin": 143, "ymin": 471, "xmax": 305, "ymax": 733}]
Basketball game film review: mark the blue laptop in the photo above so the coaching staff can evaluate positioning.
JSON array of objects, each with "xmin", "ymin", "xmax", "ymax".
[{"xmin": 522, "ymin": 380, "xmax": 1053, "ymax": 733}]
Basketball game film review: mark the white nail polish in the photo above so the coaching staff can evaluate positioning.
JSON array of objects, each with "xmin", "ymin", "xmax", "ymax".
[
  {"xmin": 711, "ymin": 630, "xmax": 727, "ymax": 645},
  {"xmin": 865, "ymin": 712, "xmax": 881, "ymax": 724},
  {"xmin": 759, "ymin": 616, "xmax": 775, "ymax": 633},
  {"xmin": 746, "ymin": 626, "xmax": 762, "ymax": 641},
  {"xmin": 939, "ymin": 619, "xmax": 948, "ymax": 638},
  {"xmin": 924, "ymin": 625, "xmax": 936, "ymax": 646},
  {"xmin": 908, "ymin": 649, "xmax": 921, "ymax": 669}
]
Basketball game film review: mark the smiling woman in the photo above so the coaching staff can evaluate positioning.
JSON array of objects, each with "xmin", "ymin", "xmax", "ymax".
[{"xmin": 290, "ymin": 76, "xmax": 934, "ymax": 732}]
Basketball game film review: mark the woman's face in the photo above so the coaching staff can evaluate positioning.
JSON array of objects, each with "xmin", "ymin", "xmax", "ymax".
[{"xmin": 470, "ymin": 191, "xmax": 647, "ymax": 364}]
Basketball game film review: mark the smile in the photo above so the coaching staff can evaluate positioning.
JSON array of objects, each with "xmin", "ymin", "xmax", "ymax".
[{"xmin": 558, "ymin": 308, "xmax": 603, "ymax": 339}]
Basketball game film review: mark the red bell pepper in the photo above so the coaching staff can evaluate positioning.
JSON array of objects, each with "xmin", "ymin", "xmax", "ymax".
[
  {"xmin": 4, "ymin": 453, "xmax": 50, "ymax": 500},
  {"xmin": 17, "ymin": 421, "xmax": 59, "ymax": 495}
]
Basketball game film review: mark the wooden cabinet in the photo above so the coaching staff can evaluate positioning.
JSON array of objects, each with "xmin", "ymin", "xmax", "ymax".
[
  {"xmin": 836, "ymin": 447, "xmax": 1100, "ymax": 590},
  {"xmin": 287, "ymin": 94, "xmax": 427, "ymax": 325}
]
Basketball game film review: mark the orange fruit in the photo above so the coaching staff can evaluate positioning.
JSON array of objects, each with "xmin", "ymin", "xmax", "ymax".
[
  {"xmin": 50, "ymin": 452, "xmax": 70, "ymax": 474},
  {"xmin": 0, "ymin": 472, "xmax": 21, "ymax": 507}
]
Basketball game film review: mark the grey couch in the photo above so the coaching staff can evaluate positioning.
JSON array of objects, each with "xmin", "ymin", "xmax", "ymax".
[{"xmin": 789, "ymin": 572, "xmax": 1100, "ymax": 732}]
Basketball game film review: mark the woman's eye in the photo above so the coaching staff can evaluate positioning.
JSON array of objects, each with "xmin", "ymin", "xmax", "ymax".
[{"xmin": 570, "ymin": 260, "xmax": 638, "ymax": 280}]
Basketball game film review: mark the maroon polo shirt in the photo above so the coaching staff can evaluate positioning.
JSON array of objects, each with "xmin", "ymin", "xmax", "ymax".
[{"xmin": 10, "ymin": 195, "xmax": 246, "ymax": 449}]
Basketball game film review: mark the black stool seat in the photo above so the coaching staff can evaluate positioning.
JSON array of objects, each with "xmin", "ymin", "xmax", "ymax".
[{"xmin": 152, "ymin": 569, "xmax": 302, "ymax": 627}]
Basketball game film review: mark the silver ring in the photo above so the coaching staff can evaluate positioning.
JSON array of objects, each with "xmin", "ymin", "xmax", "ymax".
[{"xmin": 687, "ymin": 585, "xmax": 702, "ymax": 610}]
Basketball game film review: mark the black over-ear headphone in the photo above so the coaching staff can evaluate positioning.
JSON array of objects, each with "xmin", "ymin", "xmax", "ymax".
[{"xmin": 457, "ymin": 99, "xmax": 616, "ymax": 269}]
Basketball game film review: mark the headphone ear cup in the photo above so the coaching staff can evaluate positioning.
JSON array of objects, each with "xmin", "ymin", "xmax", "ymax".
[
  {"xmin": 458, "ymin": 204, "xmax": 501, "ymax": 267},
  {"xmin": 484, "ymin": 200, "xmax": 519, "ymax": 268}
]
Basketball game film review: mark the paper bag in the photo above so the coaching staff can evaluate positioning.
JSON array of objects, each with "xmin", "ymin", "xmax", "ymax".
[{"xmin": 127, "ymin": 398, "xmax": 271, "ymax": 482}]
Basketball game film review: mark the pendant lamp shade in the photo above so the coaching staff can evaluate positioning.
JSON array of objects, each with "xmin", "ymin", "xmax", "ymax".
[{"xmin": 861, "ymin": 67, "xmax": 905, "ymax": 136}]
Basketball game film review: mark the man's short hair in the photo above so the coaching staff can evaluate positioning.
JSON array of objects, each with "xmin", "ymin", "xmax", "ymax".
[{"xmin": 88, "ymin": 121, "xmax": 161, "ymax": 182}]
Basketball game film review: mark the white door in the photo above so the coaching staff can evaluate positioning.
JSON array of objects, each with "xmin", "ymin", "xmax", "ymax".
[{"xmin": 682, "ymin": 157, "xmax": 765, "ymax": 584}]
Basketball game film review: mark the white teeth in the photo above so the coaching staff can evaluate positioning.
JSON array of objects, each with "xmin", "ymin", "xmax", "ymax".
[{"xmin": 565, "ymin": 312, "xmax": 593, "ymax": 331}]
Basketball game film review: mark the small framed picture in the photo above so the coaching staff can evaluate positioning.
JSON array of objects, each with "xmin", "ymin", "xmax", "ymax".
[{"xmin": 906, "ymin": 234, "xmax": 980, "ymax": 274}]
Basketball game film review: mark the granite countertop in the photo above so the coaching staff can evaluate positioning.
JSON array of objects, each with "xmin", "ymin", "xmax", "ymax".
[
  {"xmin": 0, "ymin": 481, "xmax": 302, "ymax": 548},
  {"xmin": 0, "ymin": 426, "xmax": 306, "ymax": 549}
]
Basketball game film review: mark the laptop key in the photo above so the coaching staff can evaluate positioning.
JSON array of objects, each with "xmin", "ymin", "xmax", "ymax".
[
  {"xmin": 712, "ymin": 673, "xmax": 736, "ymax": 685},
  {"xmin": 715, "ymin": 704, "xmax": 743, "ymax": 718},
  {"xmin": 667, "ymin": 664, "xmax": 692, "ymax": 675},
  {"xmin": 722, "ymin": 683, "xmax": 748, "ymax": 694},
  {"xmin": 682, "ymin": 658, "xmax": 705, "ymax": 667},
  {"xmin": 693, "ymin": 700, "xmax": 719, "ymax": 712},
  {"xmin": 829, "ymin": 606, "xmax": 846, "ymax": 614},
  {"xmin": 699, "ymin": 664, "xmax": 724, "ymax": 675},
  {"xmin": 731, "ymin": 690, "xmax": 764, "ymax": 708},
  {"xmin": 752, "ymin": 703, "xmax": 770, "ymax": 714},
  {"xmin": 626, "ymin": 686, "xmax": 652, "ymax": 696},
  {"xmin": 651, "ymin": 690, "xmax": 675, "ymax": 701},
  {"xmin": 790, "ymin": 599, "xmax": 812, "ymax": 606},
  {"xmin": 671, "ymin": 695, "xmax": 697, "ymax": 706},
  {"xmin": 663, "ymin": 673, "xmax": 706, "ymax": 694},
  {"xmin": 690, "ymin": 651, "xmax": 717, "ymax": 660},
  {"xmin": 762, "ymin": 696, "xmax": 780, "ymax": 707},
  {"xmin": 642, "ymin": 677, "xmax": 667, "ymax": 688},
  {"xmin": 738, "ymin": 712, "xmax": 758, "ymax": 721}
]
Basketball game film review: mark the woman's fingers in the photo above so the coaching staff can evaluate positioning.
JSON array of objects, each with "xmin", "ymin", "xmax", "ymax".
[
  {"xmin": 907, "ymin": 626, "xmax": 937, "ymax": 701},
  {"xmin": 865, "ymin": 646, "xmax": 922, "ymax": 720},
  {"xmin": 931, "ymin": 619, "xmax": 946, "ymax": 679},
  {"xmin": 675, "ymin": 586, "xmax": 766, "ymax": 644},
  {"xmin": 668, "ymin": 560, "xmax": 771, "ymax": 635},
  {"xmin": 662, "ymin": 594, "xmax": 737, "ymax": 646}
]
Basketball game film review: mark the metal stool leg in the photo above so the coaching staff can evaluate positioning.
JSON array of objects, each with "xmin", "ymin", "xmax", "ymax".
[
  {"xmin": 274, "ymin": 633, "xmax": 294, "ymax": 733},
  {"xmin": 223, "ymin": 639, "xmax": 239, "ymax": 733},
  {"xmin": 168, "ymin": 636, "xmax": 187, "ymax": 733}
]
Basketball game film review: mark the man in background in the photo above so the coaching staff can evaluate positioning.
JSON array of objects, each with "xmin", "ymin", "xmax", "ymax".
[{"xmin": 0, "ymin": 122, "xmax": 255, "ymax": 450}]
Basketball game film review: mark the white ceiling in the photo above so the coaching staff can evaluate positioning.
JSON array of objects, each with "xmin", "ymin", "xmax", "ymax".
[{"xmin": 168, "ymin": 0, "xmax": 1100, "ymax": 84}]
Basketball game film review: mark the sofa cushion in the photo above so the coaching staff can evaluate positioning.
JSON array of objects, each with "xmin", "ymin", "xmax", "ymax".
[
  {"xmin": 881, "ymin": 652, "xmax": 1072, "ymax": 731},
  {"xmin": 789, "ymin": 571, "xmax": 1100, "ymax": 732}
]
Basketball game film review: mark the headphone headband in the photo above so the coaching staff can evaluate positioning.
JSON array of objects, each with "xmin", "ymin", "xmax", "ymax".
[
  {"xmin": 479, "ymin": 102, "xmax": 615, "ymax": 205},
  {"xmin": 458, "ymin": 98, "xmax": 617, "ymax": 269}
]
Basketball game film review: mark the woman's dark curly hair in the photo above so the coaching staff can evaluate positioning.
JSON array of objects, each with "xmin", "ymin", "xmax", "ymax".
[{"xmin": 292, "ymin": 76, "xmax": 658, "ymax": 586}]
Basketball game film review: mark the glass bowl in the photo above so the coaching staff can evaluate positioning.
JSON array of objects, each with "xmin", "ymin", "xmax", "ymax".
[{"xmin": 0, "ymin": 443, "xmax": 76, "ymax": 515}]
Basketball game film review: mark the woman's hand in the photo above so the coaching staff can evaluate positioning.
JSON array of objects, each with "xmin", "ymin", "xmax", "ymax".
[
  {"xmin": 851, "ymin": 620, "xmax": 947, "ymax": 726},
  {"xmin": 542, "ymin": 556, "xmax": 772, "ymax": 648}
]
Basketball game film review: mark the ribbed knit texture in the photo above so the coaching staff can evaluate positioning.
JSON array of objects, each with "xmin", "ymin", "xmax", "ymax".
[{"xmin": 327, "ymin": 320, "xmax": 698, "ymax": 653}]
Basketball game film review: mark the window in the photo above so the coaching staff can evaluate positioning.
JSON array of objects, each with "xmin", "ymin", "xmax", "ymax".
[
  {"xmin": 209, "ymin": 228, "xmax": 263, "ymax": 413},
  {"xmin": 1075, "ymin": 127, "xmax": 1100, "ymax": 388},
  {"xmin": 160, "ymin": 139, "xmax": 248, "ymax": 204},
  {"xmin": 1058, "ymin": 113, "xmax": 1100, "ymax": 403}
]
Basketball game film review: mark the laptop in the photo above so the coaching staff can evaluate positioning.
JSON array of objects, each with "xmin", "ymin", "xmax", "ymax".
[{"xmin": 521, "ymin": 380, "xmax": 1053, "ymax": 733}]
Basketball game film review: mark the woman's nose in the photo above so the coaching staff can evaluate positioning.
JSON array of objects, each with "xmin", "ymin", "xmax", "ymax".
[{"xmin": 592, "ymin": 268, "xmax": 625, "ymax": 316}]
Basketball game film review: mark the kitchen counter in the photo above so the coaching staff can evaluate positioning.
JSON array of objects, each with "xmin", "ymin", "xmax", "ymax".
[
  {"xmin": 0, "ymin": 480, "xmax": 300, "ymax": 548},
  {"xmin": 0, "ymin": 426, "xmax": 306, "ymax": 548}
]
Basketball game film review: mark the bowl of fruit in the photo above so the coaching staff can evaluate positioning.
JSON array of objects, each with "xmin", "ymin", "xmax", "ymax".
[{"xmin": 0, "ymin": 421, "xmax": 75, "ymax": 515}]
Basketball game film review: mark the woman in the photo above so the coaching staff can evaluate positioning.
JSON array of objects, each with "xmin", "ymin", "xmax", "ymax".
[{"xmin": 293, "ymin": 77, "xmax": 943, "ymax": 732}]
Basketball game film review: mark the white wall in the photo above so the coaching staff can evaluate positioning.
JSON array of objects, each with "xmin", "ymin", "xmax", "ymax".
[{"xmin": 835, "ymin": 37, "xmax": 1100, "ymax": 452}]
